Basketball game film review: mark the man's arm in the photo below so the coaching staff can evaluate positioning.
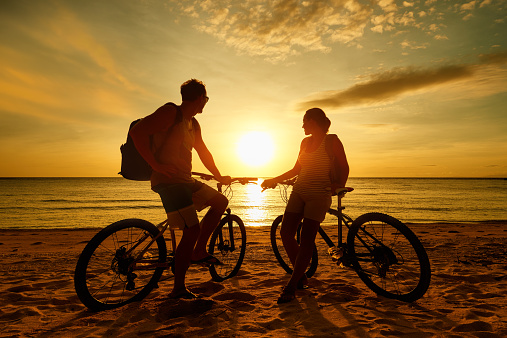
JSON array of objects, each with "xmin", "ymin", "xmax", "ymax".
[
  {"xmin": 192, "ymin": 119, "xmax": 231, "ymax": 184},
  {"xmin": 129, "ymin": 105, "xmax": 179, "ymax": 177}
]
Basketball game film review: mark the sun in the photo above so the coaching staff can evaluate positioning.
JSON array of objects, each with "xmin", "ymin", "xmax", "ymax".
[{"xmin": 237, "ymin": 131, "xmax": 274, "ymax": 167}]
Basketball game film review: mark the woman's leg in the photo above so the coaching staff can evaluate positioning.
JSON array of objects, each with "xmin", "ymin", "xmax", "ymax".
[
  {"xmin": 280, "ymin": 212, "xmax": 304, "ymax": 266},
  {"xmin": 284, "ymin": 218, "xmax": 320, "ymax": 293}
]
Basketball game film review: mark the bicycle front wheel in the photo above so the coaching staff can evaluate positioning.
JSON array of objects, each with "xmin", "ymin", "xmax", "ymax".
[
  {"xmin": 347, "ymin": 213, "xmax": 431, "ymax": 302},
  {"xmin": 74, "ymin": 219, "xmax": 167, "ymax": 311},
  {"xmin": 208, "ymin": 214, "xmax": 247, "ymax": 282},
  {"xmin": 270, "ymin": 215, "xmax": 318, "ymax": 278}
]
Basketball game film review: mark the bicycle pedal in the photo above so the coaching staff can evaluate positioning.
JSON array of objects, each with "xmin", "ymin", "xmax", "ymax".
[{"xmin": 328, "ymin": 246, "xmax": 344, "ymax": 262}]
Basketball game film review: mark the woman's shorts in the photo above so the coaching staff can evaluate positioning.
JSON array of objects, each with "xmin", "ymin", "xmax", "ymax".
[
  {"xmin": 154, "ymin": 181, "xmax": 221, "ymax": 230},
  {"xmin": 285, "ymin": 191, "xmax": 332, "ymax": 223}
]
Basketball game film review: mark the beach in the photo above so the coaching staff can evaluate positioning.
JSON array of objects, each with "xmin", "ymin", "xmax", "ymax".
[{"xmin": 1, "ymin": 222, "xmax": 506, "ymax": 337}]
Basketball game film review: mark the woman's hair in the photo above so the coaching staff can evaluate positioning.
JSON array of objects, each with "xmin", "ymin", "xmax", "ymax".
[
  {"xmin": 305, "ymin": 108, "xmax": 331, "ymax": 132},
  {"xmin": 181, "ymin": 79, "xmax": 206, "ymax": 101}
]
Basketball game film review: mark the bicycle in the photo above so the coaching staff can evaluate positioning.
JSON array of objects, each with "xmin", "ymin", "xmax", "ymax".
[
  {"xmin": 74, "ymin": 172, "xmax": 257, "ymax": 311},
  {"xmin": 270, "ymin": 179, "xmax": 431, "ymax": 302}
]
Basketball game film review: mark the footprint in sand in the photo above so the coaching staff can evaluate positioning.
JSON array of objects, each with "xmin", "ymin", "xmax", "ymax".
[{"xmin": 213, "ymin": 291, "xmax": 256, "ymax": 302}]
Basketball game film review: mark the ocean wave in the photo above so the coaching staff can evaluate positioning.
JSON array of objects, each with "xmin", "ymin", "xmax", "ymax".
[{"xmin": 0, "ymin": 205, "xmax": 162, "ymax": 211}]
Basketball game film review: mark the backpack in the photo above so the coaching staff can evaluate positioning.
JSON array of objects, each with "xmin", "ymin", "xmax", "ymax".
[
  {"xmin": 325, "ymin": 134, "xmax": 341, "ymax": 194},
  {"xmin": 119, "ymin": 103, "xmax": 182, "ymax": 181}
]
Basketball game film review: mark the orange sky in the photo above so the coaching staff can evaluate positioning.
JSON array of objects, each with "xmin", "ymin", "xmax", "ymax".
[{"xmin": 1, "ymin": 0, "xmax": 506, "ymax": 178}]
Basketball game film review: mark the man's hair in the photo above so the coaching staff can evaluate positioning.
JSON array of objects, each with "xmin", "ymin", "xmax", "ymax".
[
  {"xmin": 305, "ymin": 108, "xmax": 331, "ymax": 133},
  {"xmin": 181, "ymin": 79, "xmax": 206, "ymax": 101}
]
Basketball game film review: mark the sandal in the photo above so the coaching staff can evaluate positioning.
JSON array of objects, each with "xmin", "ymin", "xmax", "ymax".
[
  {"xmin": 277, "ymin": 287, "xmax": 296, "ymax": 304},
  {"xmin": 169, "ymin": 289, "xmax": 198, "ymax": 300},
  {"xmin": 191, "ymin": 254, "xmax": 223, "ymax": 267},
  {"xmin": 297, "ymin": 275, "xmax": 309, "ymax": 290}
]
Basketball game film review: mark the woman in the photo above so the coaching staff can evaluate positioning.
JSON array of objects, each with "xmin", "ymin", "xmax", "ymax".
[{"xmin": 261, "ymin": 108, "xmax": 349, "ymax": 303}]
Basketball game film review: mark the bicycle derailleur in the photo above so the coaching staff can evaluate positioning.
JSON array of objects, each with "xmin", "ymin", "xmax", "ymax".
[{"xmin": 112, "ymin": 246, "xmax": 138, "ymax": 291}]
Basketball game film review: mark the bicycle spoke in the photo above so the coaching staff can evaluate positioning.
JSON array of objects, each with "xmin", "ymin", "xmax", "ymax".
[
  {"xmin": 74, "ymin": 219, "xmax": 166, "ymax": 311},
  {"xmin": 209, "ymin": 214, "xmax": 246, "ymax": 282},
  {"xmin": 348, "ymin": 213, "xmax": 430, "ymax": 302}
]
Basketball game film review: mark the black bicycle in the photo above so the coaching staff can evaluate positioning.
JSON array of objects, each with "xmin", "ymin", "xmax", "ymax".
[
  {"xmin": 74, "ymin": 172, "xmax": 256, "ymax": 311},
  {"xmin": 270, "ymin": 179, "xmax": 431, "ymax": 302}
]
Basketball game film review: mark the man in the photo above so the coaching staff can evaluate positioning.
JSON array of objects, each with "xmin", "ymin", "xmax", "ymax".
[{"xmin": 129, "ymin": 79, "xmax": 231, "ymax": 299}]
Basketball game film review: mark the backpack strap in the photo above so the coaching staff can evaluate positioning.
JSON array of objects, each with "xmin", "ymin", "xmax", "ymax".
[
  {"xmin": 163, "ymin": 102, "xmax": 183, "ymax": 125},
  {"xmin": 152, "ymin": 102, "xmax": 183, "ymax": 158},
  {"xmin": 325, "ymin": 134, "xmax": 341, "ymax": 190},
  {"xmin": 325, "ymin": 134, "xmax": 337, "ymax": 159}
]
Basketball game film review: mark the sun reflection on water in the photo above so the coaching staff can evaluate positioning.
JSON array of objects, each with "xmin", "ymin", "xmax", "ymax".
[{"xmin": 242, "ymin": 181, "xmax": 269, "ymax": 225}]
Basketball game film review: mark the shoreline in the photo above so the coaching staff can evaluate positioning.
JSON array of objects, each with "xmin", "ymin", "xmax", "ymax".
[
  {"xmin": 1, "ymin": 219, "xmax": 507, "ymax": 231},
  {"xmin": 1, "ymin": 223, "xmax": 506, "ymax": 337}
]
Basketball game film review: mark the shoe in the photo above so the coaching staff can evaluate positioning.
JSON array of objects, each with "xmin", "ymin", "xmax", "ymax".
[
  {"xmin": 277, "ymin": 287, "xmax": 296, "ymax": 304},
  {"xmin": 297, "ymin": 275, "xmax": 309, "ymax": 290},
  {"xmin": 169, "ymin": 289, "xmax": 198, "ymax": 300},
  {"xmin": 191, "ymin": 255, "xmax": 224, "ymax": 267}
]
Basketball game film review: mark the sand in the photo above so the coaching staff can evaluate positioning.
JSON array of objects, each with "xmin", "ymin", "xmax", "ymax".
[{"xmin": 1, "ymin": 222, "xmax": 506, "ymax": 337}]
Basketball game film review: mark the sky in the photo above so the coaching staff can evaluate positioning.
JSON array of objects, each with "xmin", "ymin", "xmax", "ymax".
[{"xmin": 1, "ymin": 0, "xmax": 506, "ymax": 178}]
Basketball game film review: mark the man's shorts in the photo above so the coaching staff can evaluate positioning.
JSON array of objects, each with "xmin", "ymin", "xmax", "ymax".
[
  {"xmin": 285, "ymin": 191, "xmax": 332, "ymax": 223},
  {"xmin": 154, "ymin": 181, "xmax": 221, "ymax": 230}
]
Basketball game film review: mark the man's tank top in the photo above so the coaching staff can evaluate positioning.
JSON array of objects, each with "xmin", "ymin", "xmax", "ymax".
[
  {"xmin": 293, "ymin": 136, "xmax": 332, "ymax": 198},
  {"xmin": 151, "ymin": 117, "xmax": 196, "ymax": 187}
]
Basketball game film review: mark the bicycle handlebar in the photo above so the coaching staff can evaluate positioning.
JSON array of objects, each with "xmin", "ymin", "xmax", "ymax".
[
  {"xmin": 263, "ymin": 177, "xmax": 354, "ymax": 196},
  {"xmin": 191, "ymin": 171, "xmax": 258, "ymax": 185}
]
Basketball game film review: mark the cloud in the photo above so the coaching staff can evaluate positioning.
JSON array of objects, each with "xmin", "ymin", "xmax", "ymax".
[
  {"xmin": 297, "ymin": 52, "xmax": 507, "ymax": 110},
  {"xmin": 175, "ymin": 0, "xmax": 503, "ymax": 61},
  {"xmin": 174, "ymin": 0, "xmax": 373, "ymax": 61}
]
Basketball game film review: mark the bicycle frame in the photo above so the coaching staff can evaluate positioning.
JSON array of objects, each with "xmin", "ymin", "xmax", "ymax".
[
  {"xmin": 129, "ymin": 173, "xmax": 257, "ymax": 271},
  {"xmin": 317, "ymin": 189, "xmax": 354, "ymax": 249},
  {"xmin": 122, "ymin": 219, "xmax": 172, "ymax": 271}
]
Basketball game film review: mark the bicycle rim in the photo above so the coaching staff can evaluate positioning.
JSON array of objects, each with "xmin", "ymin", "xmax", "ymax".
[
  {"xmin": 270, "ymin": 215, "xmax": 318, "ymax": 278},
  {"xmin": 208, "ymin": 214, "xmax": 247, "ymax": 282},
  {"xmin": 347, "ymin": 213, "xmax": 431, "ymax": 302},
  {"xmin": 74, "ymin": 219, "xmax": 167, "ymax": 311}
]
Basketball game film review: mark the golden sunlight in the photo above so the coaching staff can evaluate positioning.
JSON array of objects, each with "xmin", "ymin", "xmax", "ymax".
[{"xmin": 236, "ymin": 131, "xmax": 274, "ymax": 167}]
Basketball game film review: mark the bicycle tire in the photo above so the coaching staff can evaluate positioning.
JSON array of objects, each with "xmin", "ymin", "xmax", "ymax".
[
  {"xmin": 74, "ymin": 219, "xmax": 167, "ymax": 311},
  {"xmin": 208, "ymin": 214, "xmax": 247, "ymax": 282},
  {"xmin": 270, "ymin": 215, "xmax": 318, "ymax": 278},
  {"xmin": 347, "ymin": 212, "xmax": 431, "ymax": 302}
]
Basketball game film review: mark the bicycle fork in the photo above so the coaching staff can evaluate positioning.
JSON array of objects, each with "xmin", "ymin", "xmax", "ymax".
[{"xmin": 218, "ymin": 209, "xmax": 236, "ymax": 253}]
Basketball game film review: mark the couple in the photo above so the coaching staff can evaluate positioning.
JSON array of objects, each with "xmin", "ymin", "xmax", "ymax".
[{"xmin": 129, "ymin": 79, "xmax": 349, "ymax": 304}]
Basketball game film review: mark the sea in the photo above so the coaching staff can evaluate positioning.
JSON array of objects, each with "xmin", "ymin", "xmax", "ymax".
[{"xmin": 0, "ymin": 177, "xmax": 506, "ymax": 230}]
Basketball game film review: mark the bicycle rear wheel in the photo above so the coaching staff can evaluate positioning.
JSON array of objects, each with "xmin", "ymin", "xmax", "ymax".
[
  {"xmin": 74, "ymin": 219, "xmax": 167, "ymax": 311},
  {"xmin": 270, "ymin": 215, "xmax": 318, "ymax": 278},
  {"xmin": 209, "ymin": 214, "xmax": 247, "ymax": 282},
  {"xmin": 347, "ymin": 213, "xmax": 431, "ymax": 302}
]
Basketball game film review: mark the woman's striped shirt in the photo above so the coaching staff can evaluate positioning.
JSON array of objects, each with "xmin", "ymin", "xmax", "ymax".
[{"xmin": 294, "ymin": 136, "xmax": 332, "ymax": 197}]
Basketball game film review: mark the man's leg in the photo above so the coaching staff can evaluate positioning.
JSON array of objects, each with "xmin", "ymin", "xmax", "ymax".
[
  {"xmin": 170, "ymin": 223, "xmax": 200, "ymax": 297},
  {"xmin": 191, "ymin": 193, "xmax": 228, "ymax": 261}
]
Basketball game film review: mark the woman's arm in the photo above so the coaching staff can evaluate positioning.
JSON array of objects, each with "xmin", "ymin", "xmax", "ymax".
[{"xmin": 261, "ymin": 138, "xmax": 306, "ymax": 189}]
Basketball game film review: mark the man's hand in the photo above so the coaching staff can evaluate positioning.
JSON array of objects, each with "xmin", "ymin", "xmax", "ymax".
[
  {"xmin": 216, "ymin": 175, "xmax": 232, "ymax": 186},
  {"xmin": 261, "ymin": 178, "xmax": 277, "ymax": 191}
]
